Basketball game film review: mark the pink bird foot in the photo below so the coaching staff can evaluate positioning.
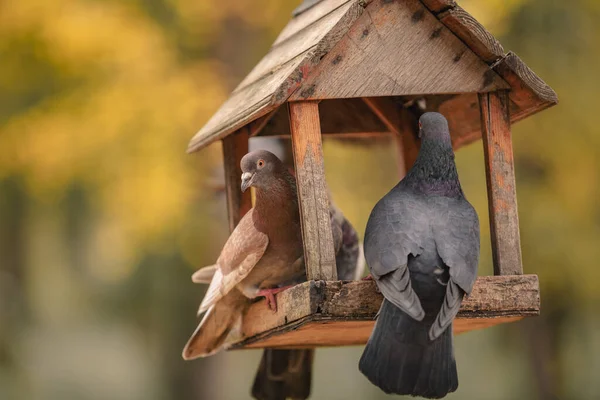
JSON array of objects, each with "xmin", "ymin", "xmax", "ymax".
[
  {"xmin": 362, "ymin": 274, "xmax": 374, "ymax": 281},
  {"xmin": 256, "ymin": 285, "xmax": 294, "ymax": 312}
]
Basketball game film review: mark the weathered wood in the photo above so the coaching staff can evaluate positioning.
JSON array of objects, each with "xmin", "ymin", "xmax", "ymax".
[
  {"xmin": 229, "ymin": 275, "xmax": 540, "ymax": 349},
  {"xmin": 222, "ymin": 129, "xmax": 252, "ymax": 232},
  {"xmin": 260, "ymin": 132, "xmax": 393, "ymax": 139},
  {"xmin": 248, "ymin": 111, "xmax": 276, "ymax": 137},
  {"xmin": 189, "ymin": 0, "xmax": 557, "ymax": 154},
  {"xmin": 479, "ymin": 91, "xmax": 523, "ymax": 276},
  {"xmin": 289, "ymin": 0, "xmax": 508, "ymax": 100},
  {"xmin": 188, "ymin": 0, "xmax": 364, "ymax": 153},
  {"xmin": 259, "ymin": 98, "xmax": 388, "ymax": 137},
  {"xmin": 438, "ymin": 6, "xmax": 505, "ymax": 63},
  {"xmin": 239, "ymin": 2, "xmax": 355, "ymax": 91},
  {"xmin": 363, "ymin": 97, "xmax": 401, "ymax": 135},
  {"xmin": 289, "ymin": 102, "xmax": 337, "ymax": 281},
  {"xmin": 363, "ymin": 97, "xmax": 416, "ymax": 176},
  {"xmin": 285, "ymin": 0, "xmax": 352, "ymax": 45},
  {"xmin": 493, "ymin": 52, "xmax": 559, "ymax": 122},
  {"xmin": 399, "ymin": 108, "xmax": 421, "ymax": 173},
  {"xmin": 437, "ymin": 93, "xmax": 482, "ymax": 148},
  {"xmin": 420, "ymin": 0, "xmax": 456, "ymax": 13}
]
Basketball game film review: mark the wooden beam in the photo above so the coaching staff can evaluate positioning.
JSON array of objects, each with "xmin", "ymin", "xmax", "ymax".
[
  {"xmin": 248, "ymin": 111, "xmax": 276, "ymax": 137},
  {"xmin": 420, "ymin": 0, "xmax": 456, "ymax": 13},
  {"xmin": 399, "ymin": 108, "xmax": 420, "ymax": 173},
  {"xmin": 289, "ymin": 101, "xmax": 337, "ymax": 281},
  {"xmin": 493, "ymin": 52, "xmax": 559, "ymax": 122},
  {"xmin": 438, "ymin": 6, "xmax": 505, "ymax": 63},
  {"xmin": 228, "ymin": 275, "xmax": 539, "ymax": 349},
  {"xmin": 222, "ymin": 128, "xmax": 252, "ymax": 232},
  {"xmin": 361, "ymin": 97, "xmax": 421, "ymax": 176},
  {"xmin": 362, "ymin": 97, "xmax": 401, "ymax": 135},
  {"xmin": 479, "ymin": 91, "xmax": 523, "ymax": 276},
  {"xmin": 289, "ymin": 0, "xmax": 509, "ymax": 101}
]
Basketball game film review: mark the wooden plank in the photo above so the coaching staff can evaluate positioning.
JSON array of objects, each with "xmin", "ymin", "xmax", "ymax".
[
  {"xmin": 493, "ymin": 52, "xmax": 558, "ymax": 122},
  {"xmin": 222, "ymin": 128, "xmax": 252, "ymax": 232},
  {"xmin": 437, "ymin": 93, "xmax": 482, "ymax": 148},
  {"xmin": 438, "ymin": 6, "xmax": 505, "ymax": 63},
  {"xmin": 479, "ymin": 91, "xmax": 523, "ymax": 276},
  {"xmin": 237, "ymin": 1, "xmax": 355, "ymax": 91},
  {"xmin": 283, "ymin": 0, "xmax": 352, "ymax": 46},
  {"xmin": 363, "ymin": 97, "xmax": 401, "ymax": 135},
  {"xmin": 248, "ymin": 111, "xmax": 276, "ymax": 137},
  {"xmin": 259, "ymin": 132, "xmax": 393, "ymax": 139},
  {"xmin": 259, "ymin": 98, "xmax": 388, "ymax": 137},
  {"xmin": 187, "ymin": 52, "xmax": 305, "ymax": 153},
  {"xmin": 289, "ymin": 102, "xmax": 338, "ymax": 281},
  {"xmin": 188, "ymin": 0, "xmax": 365, "ymax": 153},
  {"xmin": 289, "ymin": 0, "xmax": 509, "ymax": 100},
  {"xmin": 230, "ymin": 275, "xmax": 540, "ymax": 348},
  {"xmin": 399, "ymin": 108, "xmax": 420, "ymax": 172},
  {"xmin": 362, "ymin": 97, "xmax": 416, "ymax": 176},
  {"xmin": 420, "ymin": 0, "xmax": 456, "ymax": 13}
]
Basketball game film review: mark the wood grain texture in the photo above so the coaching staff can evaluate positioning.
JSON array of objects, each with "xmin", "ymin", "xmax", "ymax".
[
  {"xmin": 399, "ymin": 108, "xmax": 420, "ymax": 173},
  {"xmin": 363, "ymin": 97, "xmax": 414, "ymax": 176},
  {"xmin": 230, "ymin": 275, "xmax": 540, "ymax": 349},
  {"xmin": 438, "ymin": 6, "xmax": 504, "ymax": 63},
  {"xmin": 259, "ymin": 98, "xmax": 388, "ymax": 137},
  {"xmin": 289, "ymin": 102, "xmax": 338, "ymax": 281},
  {"xmin": 479, "ymin": 91, "xmax": 523, "ymax": 276},
  {"xmin": 420, "ymin": 0, "xmax": 456, "ymax": 13},
  {"xmin": 493, "ymin": 51, "xmax": 559, "ymax": 122},
  {"xmin": 188, "ymin": 0, "xmax": 365, "ymax": 153},
  {"xmin": 285, "ymin": 0, "xmax": 352, "ymax": 45},
  {"xmin": 222, "ymin": 128, "xmax": 252, "ymax": 232},
  {"xmin": 362, "ymin": 97, "xmax": 401, "ymax": 135},
  {"xmin": 289, "ymin": 0, "xmax": 509, "ymax": 100}
]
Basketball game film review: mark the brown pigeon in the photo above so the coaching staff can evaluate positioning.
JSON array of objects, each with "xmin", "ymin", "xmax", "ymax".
[
  {"xmin": 186, "ymin": 150, "xmax": 363, "ymax": 399},
  {"xmin": 192, "ymin": 203, "xmax": 362, "ymax": 400},
  {"xmin": 182, "ymin": 150, "xmax": 305, "ymax": 360}
]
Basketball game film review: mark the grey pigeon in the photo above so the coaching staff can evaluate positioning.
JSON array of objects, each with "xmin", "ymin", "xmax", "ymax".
[
  {"xmin": 182, "ymin": 150, "xmax": 305, "ymax": 359},
  {"xmin": 358, "ymin": 112, "xmax": 480, "ymax": 398}
]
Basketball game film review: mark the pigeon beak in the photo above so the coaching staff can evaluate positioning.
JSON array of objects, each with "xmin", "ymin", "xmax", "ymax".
[{"xmin": 241, "ymin": 172, "xmax": 254, "ymax": 193}]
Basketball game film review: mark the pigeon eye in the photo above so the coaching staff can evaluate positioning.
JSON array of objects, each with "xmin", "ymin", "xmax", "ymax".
[
  {"xmin": 257, "ymin": 159, "xmax": 265, "ymax": 168},
  {"xmin": 418, "ymin": 122, "xmax": 422, "ymax": 129}
]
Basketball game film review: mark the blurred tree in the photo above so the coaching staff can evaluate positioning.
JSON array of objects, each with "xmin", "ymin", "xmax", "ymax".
[{"xmin": 1, "ymin": 0, "xmax": 598, "ymax": 399}]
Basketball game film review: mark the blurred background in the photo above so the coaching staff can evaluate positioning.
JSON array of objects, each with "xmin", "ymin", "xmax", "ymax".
[{"xmin": 1, "ymin": 0, "xmax": 599, "ymax": 399}]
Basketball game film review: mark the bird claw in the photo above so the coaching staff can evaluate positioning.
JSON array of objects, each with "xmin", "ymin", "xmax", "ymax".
[
  {"xmin": 256, "ymin": 286, "xmax": 294, "ymax": 313},
  {"xmin": 361, "ymin": 274, "xmax": 374, "ymax": 281}
]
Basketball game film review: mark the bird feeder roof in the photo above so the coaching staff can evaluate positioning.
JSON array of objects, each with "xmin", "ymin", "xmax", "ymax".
[{"xmin": 188, "ymin": 0, "xmax": 557, "ymax": 153}]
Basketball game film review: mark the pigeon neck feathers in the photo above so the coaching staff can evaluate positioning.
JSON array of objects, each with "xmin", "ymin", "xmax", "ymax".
[
  {"xmin": 402, "ymin": 133, "xmax": 463, "ymax": 198},
  {"xmin": 253, "ymin": 169, "xmax": 299, "ymax": 230}
]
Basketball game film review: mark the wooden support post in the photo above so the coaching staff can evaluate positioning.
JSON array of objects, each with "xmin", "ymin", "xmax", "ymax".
[
  {"xmin": 399, "ymin": 108, "xmax": 420, "ymax": 173},
  {"xmin": 222, "ymin": 128, "xmax": 252, "ymax": 233},
  {"xmin": 362, "ymin": 98, "xmax": 420, "ymax": 178},
  {"xmin": 288, "ymin": 101, "xmax": 337, "ymax": 281},
  {"xmin": 479, "ymin": 91, "xmax": 523, "ymax": 275}
]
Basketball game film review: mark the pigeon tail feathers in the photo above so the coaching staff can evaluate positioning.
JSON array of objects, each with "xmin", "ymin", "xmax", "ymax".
[
  {"xmin": 359, "ymin": 300, "xmax": 458, "ymax": 399},
  {"xmin": 252, "ymin": 349, "xmax": 313, "ymax": 400},
  {"xmin": 182, "ymin": 290, "xmax": 246, "ymax": 360}
]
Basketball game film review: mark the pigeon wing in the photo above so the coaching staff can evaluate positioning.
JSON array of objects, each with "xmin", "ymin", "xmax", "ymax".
[
  {"xmin": 430, "ymin": 198, "xmax": 480, "ymax": 339},
  {"xmin": 198, "ymin": 209, "xmax": 268, "ymax": 314},
  {"xmin": 364, "ymin": 194, "xmax": 427, "ymax": 321}
]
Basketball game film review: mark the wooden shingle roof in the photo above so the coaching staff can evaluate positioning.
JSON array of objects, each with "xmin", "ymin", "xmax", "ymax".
[{"xmin": 188, "ymin": 0, "xmax": 557, "ymax": 153}]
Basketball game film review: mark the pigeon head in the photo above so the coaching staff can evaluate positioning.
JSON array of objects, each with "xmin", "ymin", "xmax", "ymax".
[
  {"xmin": 418, "ymin": 112, "xmax": 451, "ymax": 145},
  {"xmin": 240, "ymin": 150, "xmax": 287, "ymax": 193}
]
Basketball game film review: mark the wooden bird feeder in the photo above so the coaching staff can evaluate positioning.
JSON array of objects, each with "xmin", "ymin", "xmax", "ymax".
[{"xmin": 188, "ymin": 0, "xmax": 556, "ymax": 349}]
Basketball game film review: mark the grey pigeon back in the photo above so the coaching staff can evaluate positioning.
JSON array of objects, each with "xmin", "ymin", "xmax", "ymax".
[{"xmin": 359, "ymin": 112, "xmax": 480, "ymax": 398}]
